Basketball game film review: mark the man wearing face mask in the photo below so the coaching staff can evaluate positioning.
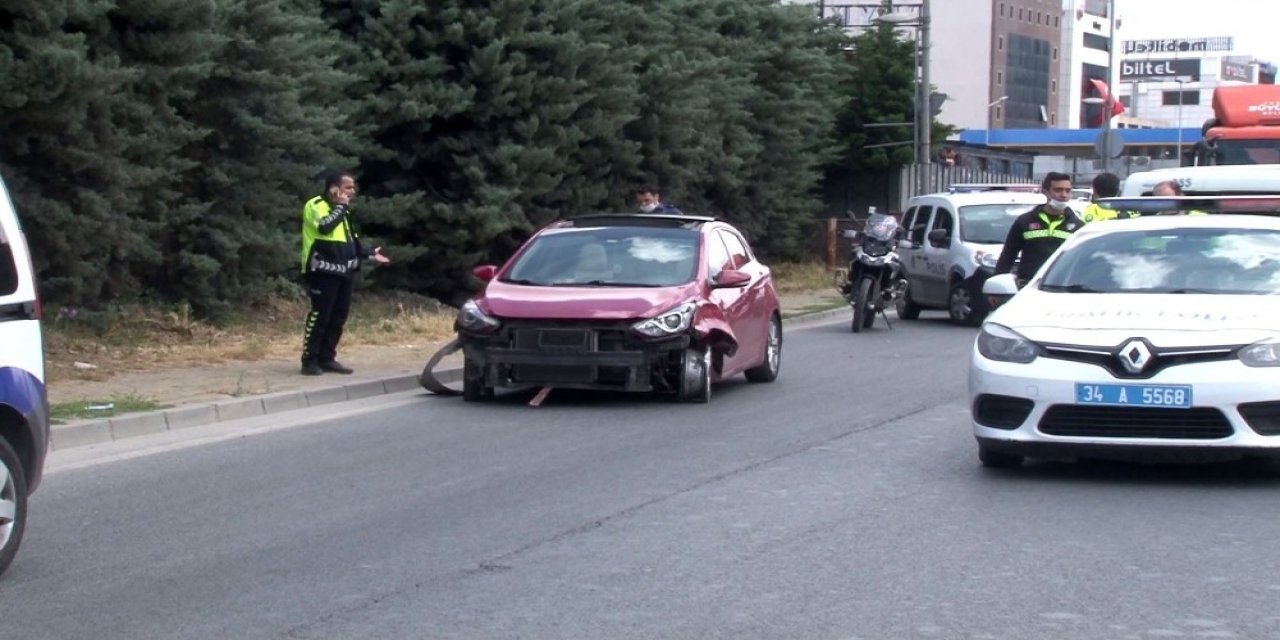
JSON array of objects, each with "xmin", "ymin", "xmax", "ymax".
[
  {"xmin": 994, "ymin": 171, "xmax": 1084, "ymax": 287},
  {"xmin": 634, "ymin": 185, "xmax": 683, "ymax": 215}
]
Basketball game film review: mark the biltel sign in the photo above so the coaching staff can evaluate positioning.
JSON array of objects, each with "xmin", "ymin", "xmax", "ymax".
[{"xmin": 1120, "ymin": 58, "xmax": 1200, "ymax": 81}]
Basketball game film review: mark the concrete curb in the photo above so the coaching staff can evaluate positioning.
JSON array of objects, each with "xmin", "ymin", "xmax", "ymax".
[{"xmin": 50, "ymin": 308, "xmax": 849, "ymax": 451}]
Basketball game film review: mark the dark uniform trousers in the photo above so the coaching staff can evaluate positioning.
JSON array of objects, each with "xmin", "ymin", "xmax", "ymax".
[{"xmin": 301, "ymin": 272, "xmax": 353, "ymax": 366}]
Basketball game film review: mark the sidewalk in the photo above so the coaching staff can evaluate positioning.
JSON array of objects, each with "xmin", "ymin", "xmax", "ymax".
[{"xmin": 48, "ymin": 290, "xmax": 847, "ymax": 451}]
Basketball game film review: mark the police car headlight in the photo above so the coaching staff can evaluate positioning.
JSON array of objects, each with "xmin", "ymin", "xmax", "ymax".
[
  {"xmin": 977, "ymin": 323, "xmax": 1038, "ymax": 364},
  {"xmin": 975, "ymin": 251, "xmax": 999, "ymax": 269},
  {"xmin": 1239, "ymin": 339, "xmax": 1280, "ymax": 367},
  {"xmin": 633, "ymin": 302, "xmax": 695, "ymax": 337},
  {"xmin": 457, "ymin": 299, "xmax": 501, "ymax": 334}
]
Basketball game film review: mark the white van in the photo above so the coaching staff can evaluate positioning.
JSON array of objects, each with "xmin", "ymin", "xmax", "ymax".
[
  {"xmin": 0, "ymin": 173, "xmax": 48, "ymax": 577},
  {"xmin": 1121, "ymin": 164, "xmax": 1280, "ymax": 196},
  {"xmin": 897, "ymin": 190, "xmax": 1049, "ymax": 326}
]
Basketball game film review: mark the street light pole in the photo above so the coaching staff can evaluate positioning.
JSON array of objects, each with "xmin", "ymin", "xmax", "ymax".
[
  {"xmin": 985, "ymin": 96, "xmax": 1008, "ymax": 147},
  {"xmin": 1102, "ymin": 0, "xmax": 1116, "ymax": 174},
  {"xmin": 917, "ymin": 0, "xmax": 932, "ymax": 194}
]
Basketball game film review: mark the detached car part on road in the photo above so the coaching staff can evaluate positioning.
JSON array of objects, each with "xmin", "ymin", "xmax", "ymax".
[
  {"xmin": 450, "ymin": 214, "xmax": 782, "ymax": 403},
  {"xmin": 971, "ymin": 196, "xmax": 1280, "ymax": 468}
]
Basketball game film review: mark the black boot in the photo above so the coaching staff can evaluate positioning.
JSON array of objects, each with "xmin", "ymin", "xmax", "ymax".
[
  {"xmin": 301, "ymin": 361, "xmax": 323, "ymax": 376},
  {"xmin": 320, "ymin": 360, "xmax": 354, "ymax": 374}
]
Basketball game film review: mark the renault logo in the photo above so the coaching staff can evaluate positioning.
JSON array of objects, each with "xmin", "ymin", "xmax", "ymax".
[{"xmin": 1118, "ymin": 339, "xmax": 1152, "ymax": 373}]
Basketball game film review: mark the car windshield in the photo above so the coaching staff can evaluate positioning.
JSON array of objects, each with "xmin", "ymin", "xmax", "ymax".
[
  {"xmin": 958, "ymin": 203, "xmax": 1029, "ymax": 244},
  {"xmin": 503, "ymin": 227, "xmax": 700, "ymax": 287},
  {"xmin": 1040, "ymin": 227, "xmax": 1280, "ymax": 295}
]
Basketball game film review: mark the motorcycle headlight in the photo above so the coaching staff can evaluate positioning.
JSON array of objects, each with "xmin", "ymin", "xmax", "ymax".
[
  {"xmin": 974, "ymin": 251, "xmax": 999, "ymax": 269},
  {"xmin": 1239, "ymin": 339, "xmax": 1280, "ymax": 367},
  {"xmin": 457, "ymin": 299, "xmax": 501, "ymax": 333},
  {"xmin": 632, "ymin": 302, "xmax": 696, "ymax": 337},
  {"xmin": 977, "ymin": 323, "xmax": 1038, "ymax": 363},
  {"xmin": 864, "ymin": 240, "xmax": 890, "ymax": 258}
]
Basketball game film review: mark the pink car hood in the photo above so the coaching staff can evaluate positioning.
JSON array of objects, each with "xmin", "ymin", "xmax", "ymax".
[{"xmin": 480, "ymin": 281, "xmax": 699, "ymax": 320}]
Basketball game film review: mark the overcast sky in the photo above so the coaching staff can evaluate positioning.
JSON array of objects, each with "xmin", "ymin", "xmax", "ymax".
[{"xmin": 1115, "ymin": 0, "xmax": 1279, "ymax": 64}]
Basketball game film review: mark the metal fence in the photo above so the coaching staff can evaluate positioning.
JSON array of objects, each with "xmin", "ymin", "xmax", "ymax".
[{"xmin": 896, "ymin": 164, "xmax": 1035, "ymax": 211}]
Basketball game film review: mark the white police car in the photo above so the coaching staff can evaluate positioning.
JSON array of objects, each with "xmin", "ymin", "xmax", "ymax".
[
  {"xmin": 972, "ymin": 196, "xmax": 1280, "ymax": 468},
  {"xmin": 0, "ymin": 173, "xmax": 48, "ymax": 576}
]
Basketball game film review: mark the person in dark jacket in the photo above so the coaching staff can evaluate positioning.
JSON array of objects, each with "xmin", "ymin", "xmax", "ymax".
[
  {"xmin": 298, "ymin": 170, "xmax": 390, "ymax": 376},
  {"xmin": 635, "ymin": 185, "xmax": 683, "ymax": 214},
  {"xmin": 994, "ymin": 171, "xmax": 1084, "ymax": 286}
]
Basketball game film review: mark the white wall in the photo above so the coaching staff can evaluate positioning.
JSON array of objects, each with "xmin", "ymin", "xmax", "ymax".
[{"xmin": 929, "ymin": 0, "xmax": 995, "ymax": 131}]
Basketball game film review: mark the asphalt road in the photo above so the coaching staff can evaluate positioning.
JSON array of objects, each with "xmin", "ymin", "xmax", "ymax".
[{"xmin": 5, "ymin": 311, "xmax": 1280, "ymax": 639}]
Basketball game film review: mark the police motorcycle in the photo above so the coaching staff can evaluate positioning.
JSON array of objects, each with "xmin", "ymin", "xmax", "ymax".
[{"xmin": 837, "ymin": 208, "xmax": 909, "ymax": 333}]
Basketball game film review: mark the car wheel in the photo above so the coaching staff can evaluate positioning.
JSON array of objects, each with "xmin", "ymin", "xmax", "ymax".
[
  {"xmin": 680, "ymin": 346, "xmax": 712, "ymax": 403},
  {"xmin": 948, "ymin": 282, "xmax": 985, "ymax": 327},
  {"xmin": 978, "ymin": 445, "xmax": 1024, "ymax": 469},
  {"xmin": 896, "ymin": 282, "xmax": 922, "ymax": 320},
  {"xmin": 744, "ymin": 315, "xmax": 782, "ymax": 383},
  {"xmin": 462, "ymin": 357, "xmax": 494, "ymax": 402},
  {"xmin": 0, "ymin": 438, "xmax": 28, "ymax": 577}
]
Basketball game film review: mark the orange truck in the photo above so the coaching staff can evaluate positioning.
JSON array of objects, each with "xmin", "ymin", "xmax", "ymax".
[{"xmin": 1197, "ymin": 85, "xmax": 1280, "ymax": 165}]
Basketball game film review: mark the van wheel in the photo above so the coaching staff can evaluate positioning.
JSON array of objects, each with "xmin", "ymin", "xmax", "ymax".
[
  {"xmin": 0, "ymin": 438, "xmax": 29, "ymax": 577},
  {"xmin": 896, "ymin": 282, "xmax": 921, "ymax": 320},
  {"xmin": 948, "ymin": 283, "xmax": 985, "ymax": 327}
]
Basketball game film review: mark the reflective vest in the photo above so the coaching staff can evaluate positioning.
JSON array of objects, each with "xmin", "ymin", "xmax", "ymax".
[
  {"xmin": 1081, "ymin": 202, "xmax": 1138, "ymax": 223},
  {"xmin": 300, "ymin": 196, "xmax": 362, "ymax": 276},
  {"xmin": 1022, "ymin": 213, "xmax": 1074, "ymax": 241}
]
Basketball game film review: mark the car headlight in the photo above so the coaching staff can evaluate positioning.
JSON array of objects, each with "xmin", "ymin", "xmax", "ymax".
[
  {"xmin": 632, "ymin": 302, "xmax": 696, "ymax": 337},
  {"xmin": 1239, "ymin": 339, "xmax": 1280, "ymax": 367},
  {"xmin": 457, "ymin": 299, "xmax": 501, "ymax": 333},
  {"xmin": 977, "ymin": 323, "xmax": 1038, "ymax": 363},
  {"xmin": 974, "ymin": 251, "xmax": 999, "ymax": 269}
]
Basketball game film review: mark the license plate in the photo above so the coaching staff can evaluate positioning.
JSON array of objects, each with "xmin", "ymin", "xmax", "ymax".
[{"xmin": 1075, "ymin": 383, "xmax": 1193, "ymax": 409}]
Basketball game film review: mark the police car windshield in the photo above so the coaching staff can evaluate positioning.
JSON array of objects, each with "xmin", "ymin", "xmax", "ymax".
[
  {"xmin": 1040, "ymin": 227, "xmax": 1280, "ymax": 295},
  {"xmin": 958, "ymin": 204, "xmax": 1028, "ymax": 244}
]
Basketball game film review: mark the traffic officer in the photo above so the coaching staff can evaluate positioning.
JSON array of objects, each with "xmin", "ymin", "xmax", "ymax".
[
  {"xmin": 1152, "ymin": 180, "xmax": 1208, "ymax": 215},
  {"xmin": 298, "ymin": 170, "xmax": 391, "ymax": 376},
  {"xmin": 994, "ymin": 171, "xmax": 1085, "ymax": 287},
  {"xmin": 1081, "ymin": 172, "xmax": 1138, "ymax": 222}
]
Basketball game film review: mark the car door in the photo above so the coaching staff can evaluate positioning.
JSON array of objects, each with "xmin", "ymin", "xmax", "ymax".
[
  {"xmin": 899, "ymin": 204, "xmax": 932, "ymax": 302},
  {"xmin": 919, "ymin": 205, "xmax": 956, "ymax": 303}
]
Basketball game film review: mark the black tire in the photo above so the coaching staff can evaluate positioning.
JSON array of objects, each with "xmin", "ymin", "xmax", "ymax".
[
  {"xmin": 680, "ymin": 346, "xmax": 712, "ymax": 403},
  {"xmin": 896, "ymin": 281, "xmax": 922, "ymax": 320},
  {"xmin": 461, "ymin": 357, "xmax": 494, "ymax": 402},
  {"xmin": 0, "ymin": 438, "xmax": 29, "ymax": 577},
  {"xmin": 948, "ymin": 282, "xmax": 985, "ymax": 327},
  {"xmin": 978, "ymin": 446, "xmax": 1024, "ymax": 469},
  {"xmin": 863, "ymin": 279, "xmax": 879, "ymax": 329},
  {"xmin": 744, "ymin": 315, "xmax": 782, "ymax": 383},
  {"xmin": 851, "ymin": 277, "xmax": 873, "ymax": 333}
]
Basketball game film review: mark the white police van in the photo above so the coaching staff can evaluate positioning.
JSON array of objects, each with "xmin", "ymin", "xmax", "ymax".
[
  {"xmin": 0, "ymin": 173, "xmax": 48, "ymax": 577},
  {"xmin": 1121, "ymin": 164, "xmax": 1280, "ymax": 196},
  {"xmin": 896, "ymin": 187, "xmax": 1049, "ymax": 326}
]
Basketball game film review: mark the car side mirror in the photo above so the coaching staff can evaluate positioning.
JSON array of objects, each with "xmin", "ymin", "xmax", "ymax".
[
  {"xmin": 927, "ymin": 228, "xmax": 950, "ymax": 245},
  {"xmin": 472, "ymin": 265, "xmax": 498, "ymax": 282},
  {"xmin": 982, "ymin": 272, "xmax": 1018, "ymax": 311},
  {"xmin": 712, "ymin": 269, "xmax": 751, "ymax": 289}
]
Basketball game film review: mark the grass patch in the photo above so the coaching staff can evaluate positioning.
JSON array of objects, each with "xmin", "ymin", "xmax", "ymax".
[
  {"xmin": 771, "ymin": 261, "xmax": 839, "ymax": 294},
  {"xmin": 50, "ymin": 392, "xmax": 169, "ymax": 423}
]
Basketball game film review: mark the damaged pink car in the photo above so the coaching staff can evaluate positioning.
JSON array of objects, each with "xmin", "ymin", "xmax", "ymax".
[{"xmin": 454, "ymin": 214, "xmax": 782, "ymax": 402}]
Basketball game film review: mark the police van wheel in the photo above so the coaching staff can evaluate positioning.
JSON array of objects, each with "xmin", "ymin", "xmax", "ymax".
[
  {"xmin": 0, "ymin": 438, "xmax": 29, "ymax": 577},
  {"xmin": 948, "ymin": 283, "xmax": 985, "ymax": 327},
  {"xmin": 896, "ymin": 283, "xmax": 921, "ymax": 320}
]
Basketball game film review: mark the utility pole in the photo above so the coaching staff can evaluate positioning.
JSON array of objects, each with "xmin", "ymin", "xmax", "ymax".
[
  {"xmin": 917, "ymin": 0, "xmax": 932, "ymax": 194},
  {"xmin": 1102, "ymin": 0, "xmax": 1116, "ymax": 174}
]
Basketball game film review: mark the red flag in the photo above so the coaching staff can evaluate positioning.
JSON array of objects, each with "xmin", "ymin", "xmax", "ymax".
[{"xmin": 1089, "ymin": 78, "xmax": 1127, "ymax": 118}]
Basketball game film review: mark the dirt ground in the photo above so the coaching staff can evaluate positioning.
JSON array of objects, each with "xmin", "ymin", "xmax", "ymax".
[{"xmin": 46, "ymin": 289, "xmax": 846, "ymax": 413}]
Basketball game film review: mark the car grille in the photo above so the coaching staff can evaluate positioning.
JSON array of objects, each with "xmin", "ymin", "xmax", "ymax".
[
  {"xmin": 1038, "ymin": 405, "xmax": 1233, "ymax": 439},
  {"xmin": 973, "ymin": 394, "xmax": 1034, "ymax": 430},
  {"xmin": 511, "ymin": 327, "xmax": 631, "ymax": 352},
  {"xmin": 1239, "ymin": 401, "xmax": 1280, "ymax": 436},
  {"xmin": 1039, "ymin": 343, "xmax": 1239, "ymax": 380}
]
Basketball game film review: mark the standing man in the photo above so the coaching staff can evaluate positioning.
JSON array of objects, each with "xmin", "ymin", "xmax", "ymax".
[
  {"xmin": 635, "ymin": 185, "xmax": 683, "ymax": 214},
  {"xmin": 994, "ymin": 171, "xmax": 1084, "ymax": 287},
  {"xmin": 299, "ymin": 170, "xmax": 391, "ymax": 376},
  {"xmin": 1081, "ymin": 172, "xmax": 1137, "ymax": 222}
]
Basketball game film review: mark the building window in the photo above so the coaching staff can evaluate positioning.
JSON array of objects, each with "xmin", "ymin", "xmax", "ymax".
[
  {"xmin": 995, "ymin": 106, "xmax": 1002, "ymax": 119},
  {"xmin": 1054, "ymin": 16, "xmax": 1060, "ymax": 27},
  {"xmin": 1018, "ymin": 8, "xmax": 1023, "ymax": 20},
  {"xmin": 1053, "ymin": 47, "xmax": 1058, "ymax": 60},
  {"xmin": 1083, "ymin": 33, "xmax": 1110, "ymax": 52},
  {"xmin": 997, "ymin": 71, "xmax": 1003, "ymax": 85},
  {"xmin": 999, "ymin": 3, "xmax": 1005, "ymax": 17},
  {"xmin": 1051, "ymin": 113, "xmax": 1057, "ymax": 125},
  {"xmin": 1051, "ymin": 80, "xmax": 1057, "ymax": 92},
  {"xmin": 1036, "ymin": 12, "xmax": 1042, "ymax": 25},
  {"xmin": 998, "ymin": 36, "xmax": 1004, "ymax": 51},
  {"xmin": 1162, "ymin": 90, "xmax": 1200, "ymax": 106},
  {"xmin": 1120, "ymin": 95, "xmax": 1131, "ymax": 107}
]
